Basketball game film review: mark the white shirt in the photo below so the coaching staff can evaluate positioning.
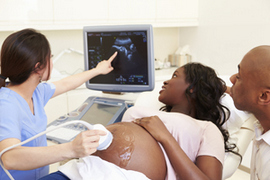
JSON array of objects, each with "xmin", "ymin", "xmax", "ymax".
[{"xmin": 250, "ymin": 120, "xmax": 270, "ymax": 180}]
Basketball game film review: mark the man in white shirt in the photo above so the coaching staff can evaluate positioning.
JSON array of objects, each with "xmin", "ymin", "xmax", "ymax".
[{"xmin": 228, "ymin": 45, "xmax": 270, "ymax": 180}]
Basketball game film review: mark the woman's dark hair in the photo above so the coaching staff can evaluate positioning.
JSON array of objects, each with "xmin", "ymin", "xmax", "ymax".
[
  {"xmin": 0, "ymin": 28, "xmax": 51, "ymax": 88},
  {"xmin": 160, "ymin": 62, "xmax": 241, "ymax": 160}
]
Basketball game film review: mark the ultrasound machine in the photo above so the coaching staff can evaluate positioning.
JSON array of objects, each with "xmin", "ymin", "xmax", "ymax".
[{"xmin": 46, "ymin": 24, "xmax": 155, "ymax": 144}]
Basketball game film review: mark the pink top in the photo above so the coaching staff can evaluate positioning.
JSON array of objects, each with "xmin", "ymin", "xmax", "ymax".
[{"xmin": 122, "ymin": 106, "xmax": 225, "ymax": 180}]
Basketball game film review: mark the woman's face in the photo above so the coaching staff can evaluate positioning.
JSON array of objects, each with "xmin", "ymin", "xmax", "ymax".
[{"xmin": 158, "ymin": 67, "xmax": 190, "ymax": 106}]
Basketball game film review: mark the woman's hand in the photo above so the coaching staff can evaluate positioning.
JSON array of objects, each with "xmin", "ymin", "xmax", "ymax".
[
  {"xmin": 95, "ymin": 51, "xmax": 117, "ymax": 75},
  {"xmin": 69, "ymin": 129, "xmax": 107, "ymax": 158},
  {"xmin": 133, "ymin": 116, "xmax": 171, "ymax": 143}
]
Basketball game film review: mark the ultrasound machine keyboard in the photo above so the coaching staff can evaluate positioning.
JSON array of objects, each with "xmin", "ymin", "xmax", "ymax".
[{"xmin": 46, "ymin": 125, "xmax": 84, "ymax": 142}]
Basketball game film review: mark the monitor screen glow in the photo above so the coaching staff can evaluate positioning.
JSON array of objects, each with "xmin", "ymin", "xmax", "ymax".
[{"xmin": 83, "ymin": 24, "xmax": 155, "ymax": 92}]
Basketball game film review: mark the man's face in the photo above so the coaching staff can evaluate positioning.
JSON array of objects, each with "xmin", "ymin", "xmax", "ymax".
[{"xmin": 229, "ymin": 54, "xmax": 257, "ymax": 112}]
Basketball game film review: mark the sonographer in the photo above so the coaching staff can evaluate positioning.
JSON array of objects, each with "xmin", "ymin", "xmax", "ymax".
[{"xmin": 0, "ymin": 28, "xmax": 117, "ymax": 180}]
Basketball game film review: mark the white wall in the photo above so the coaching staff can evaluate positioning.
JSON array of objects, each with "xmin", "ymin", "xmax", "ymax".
[
  {"xmin": 2, "ymin": 1, "xmax": 269, "ymax": 76},
  {"xmin": 178, "ymin": 0, "xmax": 270, "ymax": 75}
]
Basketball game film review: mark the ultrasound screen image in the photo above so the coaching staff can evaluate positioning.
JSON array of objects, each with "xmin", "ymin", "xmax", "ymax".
[{"xmin": 87, "ymin": 31, "xmax": 148, "ymax": 85}]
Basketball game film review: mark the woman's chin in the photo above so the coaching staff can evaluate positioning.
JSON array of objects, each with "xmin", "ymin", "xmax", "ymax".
[{"xmin": 158, "ymin": 95, "xmax": 164, "ymax": 104}]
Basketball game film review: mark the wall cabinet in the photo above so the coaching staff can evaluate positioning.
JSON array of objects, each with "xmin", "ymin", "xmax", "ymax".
[
  {"xmin": 0, "ymin": 0, "xmax": 198, "ymax": 31},
  {"xmin": 156, "ymin": 0, "xmax": 198, "ymax": 26}
]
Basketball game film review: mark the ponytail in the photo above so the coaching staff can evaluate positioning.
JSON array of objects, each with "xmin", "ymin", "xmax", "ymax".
[{"xmin": 0, "ymin": 75, "xmax": 7, "ymax": 88}]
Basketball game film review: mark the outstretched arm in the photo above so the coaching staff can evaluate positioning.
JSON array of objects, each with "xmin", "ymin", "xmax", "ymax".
[
  {"xmin": 133, "ymin": 116, "xmax": 223, "ymax": 180},
  {"xmin": 52, "ymin": 52, "xmax": 117, "ymax": 98}
]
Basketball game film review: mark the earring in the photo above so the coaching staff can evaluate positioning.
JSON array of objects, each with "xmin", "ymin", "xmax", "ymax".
[{"xmin": 39, "ymin": 76, "xmax": 42, "ymax": 83}]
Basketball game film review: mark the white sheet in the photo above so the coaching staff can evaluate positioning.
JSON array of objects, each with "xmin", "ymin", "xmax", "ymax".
[{"xmin": 58, "ymin": 156, "xmax": 150, "ymax": 180}]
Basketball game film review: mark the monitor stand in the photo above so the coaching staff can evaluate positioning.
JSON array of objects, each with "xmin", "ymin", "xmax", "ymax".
[{"xmin": 102, "ymin": 91, "xmax": 125, "ymax": 95}]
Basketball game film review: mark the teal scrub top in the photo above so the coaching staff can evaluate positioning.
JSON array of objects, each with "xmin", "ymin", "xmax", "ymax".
[{"xmin": 0, "ymin": 83, "xmax": 55, "ymax": 180}]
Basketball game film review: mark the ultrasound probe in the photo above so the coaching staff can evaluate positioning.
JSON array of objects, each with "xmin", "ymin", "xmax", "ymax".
[{"xmin": 0, "ymin": 120, "xmax": 113, "ymax": 180}]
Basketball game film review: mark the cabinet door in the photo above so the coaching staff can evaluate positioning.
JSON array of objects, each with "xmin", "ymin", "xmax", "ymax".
[
  {"xmin": 0, "ymin": 0, "xmax": 198, "ymax": 31},
  {"xmin": 156, "ymin": 0, "xmax": 198, "ymax": 25},
  {"xmin": 0, "ymin": 0, "xmax": 53, "ymax": 30},
  {"xmin": 53, "ymin": 0, "xmax": 108, "ymax": 24},
  {"xmin": 108, "ymin": 0, "xmax": 156, "ymax": 23}
]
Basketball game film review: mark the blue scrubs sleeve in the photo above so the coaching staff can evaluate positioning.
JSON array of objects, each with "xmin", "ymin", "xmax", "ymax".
[
  {"xmin": 0, "ymin": 83, "xmax": 56, "ymax": 179},
  {"xmin": 0, "ymin": 99, "xmax": 22, "ymax": 141},
  {"xmin": 36, "ymin": 82, "xmax": 56, "ymax": 106}
]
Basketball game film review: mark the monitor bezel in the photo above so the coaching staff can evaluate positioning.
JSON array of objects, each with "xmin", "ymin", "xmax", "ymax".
[{"xmin": 83, "ymin": 24, "xmax": 155, "ymax": 92}]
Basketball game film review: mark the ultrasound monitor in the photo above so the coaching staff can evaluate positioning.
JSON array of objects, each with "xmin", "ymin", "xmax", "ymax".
[{"xmin": 83, "ymin": 24, "xmax": 155, "ymax": 92}]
